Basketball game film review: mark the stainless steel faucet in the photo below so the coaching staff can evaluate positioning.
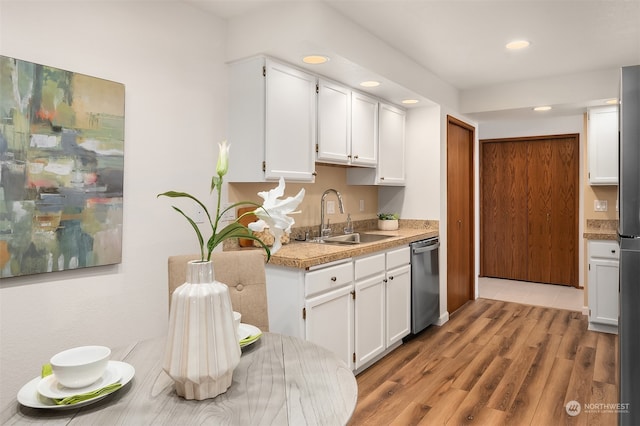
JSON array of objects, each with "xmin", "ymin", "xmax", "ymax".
[{"xmin": 320, "ymin": 189, "xmax": 345, "ymax": 238}]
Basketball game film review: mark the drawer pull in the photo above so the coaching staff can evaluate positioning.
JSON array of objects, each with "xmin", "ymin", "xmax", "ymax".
[
  {"xmin": 389, "ymin": 276, "xmax": 394, "ymax": 280},
  {"xmin": 611, "ymin": 250, "xmax": 617, "ymax": 254},
  {"xmin": 330, "ymin": 276, "xmax": 337, "ymax": 282}
]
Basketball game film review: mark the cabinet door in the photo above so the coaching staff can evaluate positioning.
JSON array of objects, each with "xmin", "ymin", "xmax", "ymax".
[
  {"xmin": 265, "ymin": 60, "xmax": 317, "ymax": 181},
  {"xmin": 351, "ymin": 92, "xmax": 378, "ymax": 166},
  {"xmin": 305, "ymin": 285, "xmax": 354, "ymax": 368},
  {"xmin": 386, "ymin": 264, "xmax": 411, "ymax": 346},
  {"xmin": 317, "ymin": 79, "xmax": 351, "ymax": 164},
  {"xmin": 588, "ymin": 258, "xmax": 619, "ymax": 326},
  {"xmin": 355, "ymin": 273, "xmax": 385, "ymax": 369},
  {"xmin": 378, "ymin": 103, "xmax": 406, "ymax": 185},
  {"xmin": 588, "ymin": 106, "xmax": 618, "ymax": 185}
]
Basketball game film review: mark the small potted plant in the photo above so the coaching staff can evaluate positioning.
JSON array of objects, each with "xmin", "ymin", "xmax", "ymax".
[{"xmin": 377, "ymin": 213, "xmax": 399, "ymax": 231}]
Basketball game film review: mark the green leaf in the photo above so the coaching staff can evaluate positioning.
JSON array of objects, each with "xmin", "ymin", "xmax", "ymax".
[
  {"xmin": 205, "ymin": 223, "xmax": 271, "ymax": 262},
  {"xmin": 171, "ymin": 205, "xmax": 205, "ymax": 261}
]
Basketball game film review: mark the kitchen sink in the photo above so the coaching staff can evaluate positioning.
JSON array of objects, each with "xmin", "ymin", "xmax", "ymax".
[{"xmin": 315, "ymin": 233, "xmax": 394, "ymax": 245}]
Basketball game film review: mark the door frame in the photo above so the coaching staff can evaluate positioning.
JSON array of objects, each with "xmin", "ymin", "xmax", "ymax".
[{"xmin": 446, "ymin": 115, "xmax": 476, "ymax": 313}]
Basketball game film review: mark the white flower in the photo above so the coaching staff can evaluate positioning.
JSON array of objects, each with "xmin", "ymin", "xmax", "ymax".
[
  {"xmin": 216, "ymin": 140, "xmax": 229, "ymax": 177},
  {"xmin": 249, "ymin": 177, "xmax": 305, "ymax": 254}
]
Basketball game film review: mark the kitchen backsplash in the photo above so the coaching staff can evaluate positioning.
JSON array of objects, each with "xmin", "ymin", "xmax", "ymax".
[{"xmin": 228, "ymin": 164, "xmax": 379, "ymax": 228}]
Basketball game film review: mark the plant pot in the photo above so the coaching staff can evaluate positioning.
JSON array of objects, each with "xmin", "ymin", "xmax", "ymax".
[
  {"xmin": 163, "ymin": 260, "xmax": 240, "ymax": 400},
  {"xmin": 378, "ymin": 219, "xmax": 399, "ymax": 231}
]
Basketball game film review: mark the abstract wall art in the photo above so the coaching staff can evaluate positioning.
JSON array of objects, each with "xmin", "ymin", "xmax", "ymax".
[{"xmin": 0, "ymin": 56, "xmax": 125, "ymax": 278}]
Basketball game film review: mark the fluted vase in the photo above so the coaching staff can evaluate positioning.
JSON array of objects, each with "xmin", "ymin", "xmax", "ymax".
[{"xmin": 163, "ymin": 260, "xmax": 240, "ymax": 400}]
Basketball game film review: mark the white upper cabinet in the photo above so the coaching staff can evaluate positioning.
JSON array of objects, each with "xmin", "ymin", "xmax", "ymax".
[
  {"xmin": 317, "ymin": 79, "xmax": 351, "ymax": 164},
  {"xmin": 378, "ymin": 102, "xmax": 406, "ymax": 185},
  {"xmin": 316, "ymin": 82, "xmax": 377, "ymax": 168},
  {"xmin": 227, "ymin": 57, "xmax": 317, "ymax": 182},
  {"xmin": 347, "ymin": 101, "xmax": 406, "ymax": 186},
  {"xmin": 350, "ymin": 92, "xmax": 378, "ymax": 167},
  {"xmin": 588, "ymin": 106, "xmax": 618, "ymax": 185}
]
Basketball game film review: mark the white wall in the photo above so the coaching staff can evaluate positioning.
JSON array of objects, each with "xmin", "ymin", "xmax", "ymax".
[
  {"xmin": 224, "ymin": 2, "xmax": 460, "ymax": 110},
  {"xmin": 379, "ymin": 105, "xmax": 441, "ymax": 219},
  {"xmin": 460, "ymin": 68, "xmax": 620, "ymax": 114},
  {"xmin": 0, "ymin": 1, "xmax": 227, "ymax": 415}
]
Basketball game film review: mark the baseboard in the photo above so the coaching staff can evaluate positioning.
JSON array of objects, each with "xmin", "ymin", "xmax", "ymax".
[
  {"xmin": 588, "ymin": 321, "xmax": 618, "ymax": 335},
  {"xmin": 582, "ymin": 306, "xmax": 589, "ymax": 316},
  {"xmin": 435, "ymin": 312, "xmax": 449, "ymax": 326}
]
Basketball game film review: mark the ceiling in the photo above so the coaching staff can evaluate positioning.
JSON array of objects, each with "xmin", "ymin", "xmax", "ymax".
[{"xmin": 184, "ymin": 0, "xmax": 640, "ymax": 118}]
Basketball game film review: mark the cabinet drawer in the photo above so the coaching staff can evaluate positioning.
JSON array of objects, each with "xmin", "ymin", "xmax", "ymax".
[
  {"xmin": 589, "ymin": 241, "xmax": 620, "ymax": 260},
  {"xmin": 387, "ymin": 246, "xmax": 410, "ymax": 269},
  {"xmin": 305, "ymin": 262, "xmax": 354, "ymax": 298},
  {"xmin": 355, "ymin": 253, "xmax": 385, "ymax": 280}
]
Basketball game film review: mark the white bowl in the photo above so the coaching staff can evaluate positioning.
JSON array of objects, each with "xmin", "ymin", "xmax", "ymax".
[
  {"xmin": 50, "ymin": 346, "xmax": 111, "ymax": 388},
  {"xmin": 233, "ymin": 311, "xmax": 242, "ymax": 338}
]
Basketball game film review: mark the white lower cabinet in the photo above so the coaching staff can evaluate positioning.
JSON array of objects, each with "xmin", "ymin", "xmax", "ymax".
[
  {"xmin": 588, "ymin": 240, "xmax": 619, "ymax": 334},
  {"xmin": 354, "ymin": 253, "xmax": 386, "ymax": 369},
  {"xmin": 354, "ymin": 247, "xmax": 411, "ymax": 370},
  {"xmin": 265, "ymin": 246, "xmax": 412, "ymax": 372},
  {"xmin": 385, "ymin": 262, "xmax": 411, "ymax": 346},
  {"xmin": 305, "ymin": 284, "xmax": 354, "ymax": 368}
]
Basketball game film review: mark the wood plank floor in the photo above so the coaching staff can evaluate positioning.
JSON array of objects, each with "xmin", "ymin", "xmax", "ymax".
[{"xmin": 349, "ymin": 298, "xmax": 619, "ymax": 426}]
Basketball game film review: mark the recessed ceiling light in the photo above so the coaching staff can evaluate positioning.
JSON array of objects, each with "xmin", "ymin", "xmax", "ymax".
[
  {"xmin": 533, "ymin": 106, "xmax": 552, "ymax": 111},
  {"xmin": 302, "ymin": 55, "xmax": 329, "ymax": 65},
  {"xmin": 506, "ymin": 40, "xmax": 530, "ymax": 50},
  {"xmin": 360, "ymin": 81, "xmax": 380, "ymax": 87},
  {"xmin": 402, "ymin": 99, "xmax": 419, "ymax": 104},
  {"xmin": 605, "ymin": 98, "xmax": 619, "ymax": 105}
]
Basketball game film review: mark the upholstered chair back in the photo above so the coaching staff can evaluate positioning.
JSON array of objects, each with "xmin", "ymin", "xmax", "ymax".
[{"xmin": 168, "ymin": 251, "xmax": 269, "ymax": 331}]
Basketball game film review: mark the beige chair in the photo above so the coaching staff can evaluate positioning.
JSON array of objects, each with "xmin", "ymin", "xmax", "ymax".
[{"xmin": 168, "ymin": 251, "xmax": 269, "ymax": 331}]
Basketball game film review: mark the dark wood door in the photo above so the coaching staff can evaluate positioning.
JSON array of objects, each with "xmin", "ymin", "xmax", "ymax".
[
  {"xmin": 480, "ymin": 134, "xmax": 579, "ymax": 287},
  {"xmin": 536, "ymin": 136, "xmax": 578, "ymax": 285},
  {"xmin": 481, "ymin": 141, "xmax": 528, "ymax": 281},
  {"xmin": 447, "ymin": 116, "xmax": 475, "ymax": 314}
]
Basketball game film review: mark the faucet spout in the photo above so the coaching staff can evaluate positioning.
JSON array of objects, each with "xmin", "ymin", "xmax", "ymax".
[{"xmin": 320, "ymin": 189, "xmax": 345, "ymax": 238}]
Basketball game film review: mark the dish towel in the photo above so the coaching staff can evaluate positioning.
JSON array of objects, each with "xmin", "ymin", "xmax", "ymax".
[{"xmin": 41, "ymin": 363, "xmax": 122, "ymax": 405}]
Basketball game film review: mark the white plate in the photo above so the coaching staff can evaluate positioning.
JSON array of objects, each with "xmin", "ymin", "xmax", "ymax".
[
  {"xmin": 238, "ymin": 323, "xmax": 262, "ymax": 348},
  {"xmin": 37, "ymin": 362, "xmax": 122, "ymax": 399},
  {"xmin": 18, "ymin": 361, "xmax": 135, "ymax": 410},
  {"xmin": 237, "ymin": 323, "xmax": 256, "ymax": 341}
]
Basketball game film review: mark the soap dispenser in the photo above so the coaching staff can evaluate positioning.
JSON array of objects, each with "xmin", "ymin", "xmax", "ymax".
[{"xmin": 344, "ymin": 213, "xmax": 353, "ymax": 234}]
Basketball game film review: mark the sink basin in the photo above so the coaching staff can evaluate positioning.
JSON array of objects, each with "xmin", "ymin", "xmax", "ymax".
[{"xmin": 318, "ymin": 233, "xmax": 394, "ymax": 245}]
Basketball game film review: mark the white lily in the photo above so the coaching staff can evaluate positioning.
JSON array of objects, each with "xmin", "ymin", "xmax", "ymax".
[
  {"xmin": 216, "ymin": 140, "xmax": 229, "ymax": 177},
  {"xmin": 249, "ymin": 177, "xmax": 305, "ymax": 254}
]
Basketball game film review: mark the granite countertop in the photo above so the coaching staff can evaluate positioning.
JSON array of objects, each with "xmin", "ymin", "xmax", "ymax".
[
  {"xmin": 264, "ymin": 226, "xmax": 438, "ymax": 270},
  {"xmin": 584, "ymin": 219, "xmax": 618, "ymax": 241}
]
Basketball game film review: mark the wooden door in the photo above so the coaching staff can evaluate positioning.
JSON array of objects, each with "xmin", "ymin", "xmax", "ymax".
[
  {"xmin": 480, "ymin": 134, "xmax": 579, "ymax": 287},
  {"xmin": 527, "ymin": 140, "xmax": 553, "ymax": 283},
  {"xmin": 481, "ymin": 141, "xmax": 528, "ymax": 280},
  {"xmin": 447, "ymin": 116, "xmax": 475, "ymax": 314},
  {"xmin": 546, "ymin": 136, "xmax": 579, "ymax": 285}
]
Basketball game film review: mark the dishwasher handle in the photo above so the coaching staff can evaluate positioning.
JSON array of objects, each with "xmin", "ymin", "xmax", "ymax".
[{"xmin": 412, "ymin": 241, "xmax": 440, "ymax": 254}]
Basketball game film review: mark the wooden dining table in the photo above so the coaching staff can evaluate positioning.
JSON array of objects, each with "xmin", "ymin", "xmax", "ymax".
[{"xmin": 5, "ymin": 332, "xmax": 358, "ymax": 425}]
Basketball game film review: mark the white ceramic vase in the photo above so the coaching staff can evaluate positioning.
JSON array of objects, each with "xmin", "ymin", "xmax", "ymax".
[
  {"xmin": 163, "ymin": 260, "xmax": 240, "ymax": 400},
  {"xmin": 378, "ymin": 219, "xmax": 399, "ymax": 231}
]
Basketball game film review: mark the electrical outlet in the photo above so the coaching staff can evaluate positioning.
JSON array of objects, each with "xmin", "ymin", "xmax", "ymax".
[
  {"xmin": 594, "ymin": 200, "xmax": 608, "ymax": 212},
  {"xmin": 359, "ymin": 200, "xmax": 365, "ymax": 212},
  {"xmin": 193, "ymin": 207, "xmax": 206, "ymax": 224},
  {"xmin": 327, "ymin": 200, "xmax": 335, "ymax": 214}
]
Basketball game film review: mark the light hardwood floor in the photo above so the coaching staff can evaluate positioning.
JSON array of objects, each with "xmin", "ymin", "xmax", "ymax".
[
  {"xmin": 350, "ymin": 298, "xmax": 618, "ymax": 425},
  {"xmin": 478, "ymin": 277, "xmax": 585, "ymax": 312}
]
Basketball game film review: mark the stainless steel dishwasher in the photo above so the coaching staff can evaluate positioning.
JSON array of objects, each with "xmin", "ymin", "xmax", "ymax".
[{"xmin": 410, "ymin": 237, "xmax": 440, "ymax": 334}]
